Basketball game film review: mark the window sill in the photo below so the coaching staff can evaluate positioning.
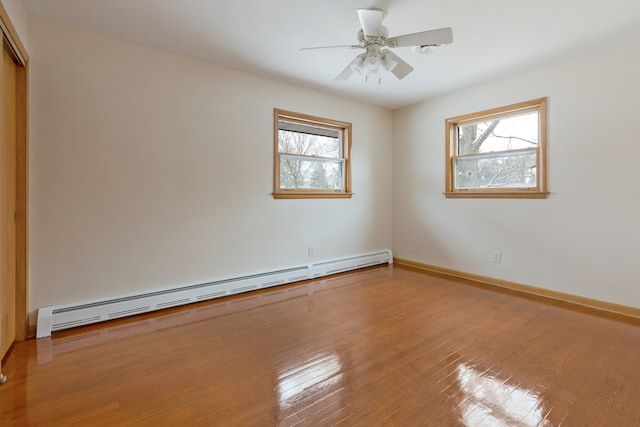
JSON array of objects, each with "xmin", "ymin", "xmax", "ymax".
[
  {"xmin": 444, "ymin": 191, "xmax": 549, "ymax": 199},
  {"xmin": 273, "ymin": 192, "xmax": 353, "ymax": 199}
]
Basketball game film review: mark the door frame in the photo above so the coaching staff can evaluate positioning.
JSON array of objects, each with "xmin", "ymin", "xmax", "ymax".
[{"xmin": 1, "ymin": 2, "xmax": 29, "ymax": 344}]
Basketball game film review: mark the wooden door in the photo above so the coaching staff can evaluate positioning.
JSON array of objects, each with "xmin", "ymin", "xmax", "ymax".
[{"xmin": 1, "ymin": 39, "xmax": 17, "ymax": 360}]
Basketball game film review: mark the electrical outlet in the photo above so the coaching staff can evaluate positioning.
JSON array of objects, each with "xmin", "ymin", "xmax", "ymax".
[
  {"xmin": 308, "ymin": 246, "xmax": 314, "ymax": 257},
  {"xmin": 493, "ymin": 251, "xmax": 502, "ymax": 264}
]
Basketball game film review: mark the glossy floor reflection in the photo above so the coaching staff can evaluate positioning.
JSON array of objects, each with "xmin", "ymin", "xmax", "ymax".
[
  {"xmin": 454, "ymin": 364, "xmax": 548, "ymax": 426},
  {"xmin": 277, "ymin": 353, "xmax": 345, "ymax": 421},
  {"xmin": 2, "ymin": 265, "xmax": 640, "ymax": 426}
]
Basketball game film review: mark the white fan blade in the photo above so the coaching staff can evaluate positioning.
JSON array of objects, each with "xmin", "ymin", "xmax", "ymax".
[
  {"xmin": 335, "ymin": 53, "xmax": 366, "ymax": 81},
  {"xmin": 387, "ymin": 27, "xmax": 453, "ymax": 48},
  {"xmin": 357, "ymin": 9, "xmax": 385, "ymax": 38},
  {"xmin": 300, "ymin": 45, "xmax": 362, "ymax": 51},
  {"xmin": 335, "ymin": 60, "xmax": 356, "ymax": 81},
  {"xmin": 384, "ymin": 50, "xmax": 414, "ymax": 80}
]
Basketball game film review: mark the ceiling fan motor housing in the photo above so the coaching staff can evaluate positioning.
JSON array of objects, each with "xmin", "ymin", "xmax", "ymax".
[{"xmin": 357, "ymin": 27, "xmax": 389, "ymax": 44}]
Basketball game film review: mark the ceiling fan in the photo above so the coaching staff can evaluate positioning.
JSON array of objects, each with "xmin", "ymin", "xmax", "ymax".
[{"xmin": 302, "ymin": 9, "xmax": 453, "ymax": 83}]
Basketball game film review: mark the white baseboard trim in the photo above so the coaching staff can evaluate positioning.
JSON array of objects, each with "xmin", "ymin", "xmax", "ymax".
[{"xmin": 36, "ymin": 250, "xmax": 392, "ymax": 338}]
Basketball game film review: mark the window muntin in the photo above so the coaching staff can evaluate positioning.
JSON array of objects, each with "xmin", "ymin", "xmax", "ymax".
[
  {"xmin": 274, "ymin": 109, "xmax": 352, "ymax": 199},
  {"xmin": 445, "ymin": 98, "xmax": 548, "ymax": 198}
]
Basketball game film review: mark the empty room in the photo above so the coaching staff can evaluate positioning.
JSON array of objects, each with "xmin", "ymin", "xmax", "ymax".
[{"xmin": 1, "ymin": 0, "xmax": 640, "ymax": 425}]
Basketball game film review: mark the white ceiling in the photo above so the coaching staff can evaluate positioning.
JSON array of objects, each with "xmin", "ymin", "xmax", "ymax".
[{"xmin": 23, "ymin": 0, "xmax": 640, "ymax": 109}]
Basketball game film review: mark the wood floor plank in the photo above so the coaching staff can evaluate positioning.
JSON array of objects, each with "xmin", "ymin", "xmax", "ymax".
[{"xmin": 2, "ymin": 264, "xmax": 640, "ymax": 426}]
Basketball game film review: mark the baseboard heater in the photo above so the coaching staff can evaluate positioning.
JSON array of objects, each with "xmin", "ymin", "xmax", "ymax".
[{"xmin": 36, "ymin": 250, "xmax": 392, "ymax": 338}]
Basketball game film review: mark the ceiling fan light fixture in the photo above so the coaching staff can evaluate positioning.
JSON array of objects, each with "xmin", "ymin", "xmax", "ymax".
[{"xmin": 365, "ymin": 53, "xmax": 381, "ymax": 71}]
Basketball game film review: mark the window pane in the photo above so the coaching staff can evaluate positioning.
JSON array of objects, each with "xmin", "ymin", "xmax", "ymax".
[
  {"xmin": 279, "ymin": 156, "xmax": 344, "ymax": 190},
  {"xmin": 455, "ymin": 151, "xmax": 537, "ymax": 189},
  {"xmin": 278, "ymin": 120, "xmax": 341, "ymax": 158},
  {"xmin": 458, "ymin": 112, "xmax": 538, "ymax": 155}
]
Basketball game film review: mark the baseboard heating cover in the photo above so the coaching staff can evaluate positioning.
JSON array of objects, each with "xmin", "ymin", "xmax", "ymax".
[{"xmin": 36, "ymin": 250, "xmax": 392, "ymax": 338}]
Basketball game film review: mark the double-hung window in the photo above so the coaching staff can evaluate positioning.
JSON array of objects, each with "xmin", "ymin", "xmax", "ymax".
[
  {"xmin": 274, "ymin": 109, "xmax": 352, "ymax": 199},
  {"xmin": 445, "ymin": 98, "xmax": 548, "ymax": 198}
]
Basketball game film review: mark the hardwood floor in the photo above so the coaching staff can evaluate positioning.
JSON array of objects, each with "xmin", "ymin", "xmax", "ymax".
[{"xmin": 2, "ymin": 264, "xmax": 640, "ymax": 426}]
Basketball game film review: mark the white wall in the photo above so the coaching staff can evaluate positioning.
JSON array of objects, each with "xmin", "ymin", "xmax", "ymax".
[
  {"xmin": 28, "ymin": 17, "xmax": 393, "ymax": 321},
  {"xmin": 28, "ymin": 11, "xmax": 640, "ymax": 326},
  {"xmin": 393, "ymin": 26, "xmax": 640, "ymax": 308},
  {"xmin": 0, "ymin": 0, "xmax": 27, "ymax": 49}
]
